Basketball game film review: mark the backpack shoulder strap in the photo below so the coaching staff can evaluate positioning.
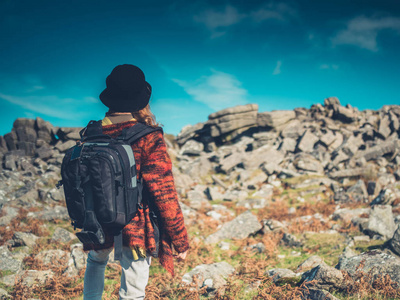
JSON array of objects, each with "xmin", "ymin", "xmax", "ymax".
[
  {"xmin": 119, "ymin": 123, "xmax": 163, "ymax": 144},
  {"xmin": 79, "ymin": 120, "xmax": 103, "ymax": 138}
]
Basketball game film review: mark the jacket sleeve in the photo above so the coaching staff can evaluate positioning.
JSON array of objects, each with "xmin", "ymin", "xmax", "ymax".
[{"xmin": 140, "ymin": 130, "xmax": 189, "ymax": 253}]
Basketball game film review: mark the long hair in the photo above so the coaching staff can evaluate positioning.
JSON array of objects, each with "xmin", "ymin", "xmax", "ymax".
[{"xmin": 132, "ymin": 104, "xmax": 162, "ymax": 128}]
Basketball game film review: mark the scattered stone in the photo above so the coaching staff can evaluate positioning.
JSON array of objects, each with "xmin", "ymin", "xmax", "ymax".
[
  {"xmin": 296, "ymin": 255, "xmax": 324, "ymax": 273},
  {"xmin": 1, "ymin": 270, "xmax": 54, "ymax": 287},
  {"xmin": 281, "ymin": 233, "xmax": 303, "ymax": 248},
  {"xmin": 237, "ymin": 198, "xmax": 268, "ymax": 209},
  {"xmin": 0, "ymin": 246, "xmax": 22, "ymax": 273},
  {"xmin": 363, "ymin": 205, "xmax": 395, "ymax": 240},
  {"xmin": 257, "ymin": 110, "xmax": 296, "ymax": 128},
  {"xmin": 302, "ymin": 262, "xmax": 345, "ymax": 291},
  {"xmin": 12, "ymin": 232, "xmax": 39, "ymax": 248},
  {"xmin": 27, "ymin": 205, "xmax": 69, "ymax": 221},
  {"xmin": 267, "ymin": 268, "xmax": 300, "ymax": 284},
  {"xmin": 182, "ymin": 262, "xmax": 235, "ymax": 292},
  {"xmin": 336, "ymin": 250, "xmax": 400, "ymax": 284},
  {"xmin": 205, "ymin": 211, "xmax": 262, "ymax": 244},
  {"xmin": 65, "ymin": 243, "xmax": 87, "ymax": 277},
  {"xmin": 51, "ymin": 227, "xmax": 76, "ymax": 243},
  {"xmin": 180, "ymin": 140, "xmax": 204, "ymax": 156},
  {"xmin": 297, "ymin": 130, "xmax": 319, "ymax": 153}
]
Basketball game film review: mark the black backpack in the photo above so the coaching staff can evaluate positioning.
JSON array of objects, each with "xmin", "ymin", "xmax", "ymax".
[{"xmin": 58, "ymin": 120, "xmax": 162, "ymax": 260}]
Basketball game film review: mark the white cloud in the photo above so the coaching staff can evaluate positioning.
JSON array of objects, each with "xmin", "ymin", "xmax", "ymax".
[
  {"xmin": 319, "ymin": 64, "xmax": 339, "ymax": 70},
  {"xmin": 251, "ymin": 3, "xmax": 297, "ymax": 23},
  {"xmin": 331, "ymin": 16, "xmax": 400, "ymax": 51},
  {"xmin": 273, "ymin": 60, "xmax": 282, "ymax": 75},
  {"xmin": 193, "ymin": 3, "xmax": 297, "ymax": 37},
  {"xmin": 194, "ymin": 5, "xmax": 245, "ymax": 30},
  {"xmin": 0, "ymin": 93, "xmax": 93, "ymax": 120},
  {"xmin": 173, "ymin": 70, "xmax": 248, "ymax": 111}
]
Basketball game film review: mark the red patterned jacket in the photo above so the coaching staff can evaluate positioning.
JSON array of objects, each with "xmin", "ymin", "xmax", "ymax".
[{"xmin": 83, "ymin": 120, "xmax": 189, "ymax": 276}]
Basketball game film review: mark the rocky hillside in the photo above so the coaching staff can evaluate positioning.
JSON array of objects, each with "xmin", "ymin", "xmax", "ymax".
[{"xmin": 1, "ymin": 97, "xmax": 400, "ymax": 299}]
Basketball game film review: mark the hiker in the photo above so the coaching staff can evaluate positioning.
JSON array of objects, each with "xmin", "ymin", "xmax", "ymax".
[{"xmin": 82, "ymin": 64, "xmax": 189, "ymax": 299}]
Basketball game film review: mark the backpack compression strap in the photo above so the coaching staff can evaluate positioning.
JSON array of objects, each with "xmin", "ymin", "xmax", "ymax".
[{"xmin": 118, "ymin": 122, "xmax": 163, "ymax": 144}]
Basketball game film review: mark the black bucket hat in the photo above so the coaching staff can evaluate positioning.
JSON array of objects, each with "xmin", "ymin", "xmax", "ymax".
[{"xmin": 99, "ymin": 64, "xmax": 152, "ymax": 112}]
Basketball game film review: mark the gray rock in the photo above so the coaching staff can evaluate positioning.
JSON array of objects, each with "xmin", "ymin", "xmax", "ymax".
[
  {"xmin": 378, "ymin": 114, "xmax": 392, "ymax": 138},
  {"xmin": 35, "ymin": 249, "xmax": 68, "ymax": 266},
  {"xmin": 16, "ymin": 141, "xmax": 36, "ymax": 156},
  {"xmin": 332, "ymin": 105, "xmax": 355, "ymax": 123},
  {"xmin": 268, "ymin": 268, "xmax": 299, "ymax": 284},
  {"xmin": 0, "ymin": 246, "xmax": 22, "ymax": 273},
  {"xmin": 0, "ymin": 206, "xmax": 19, "ymax": 226},
  {"xmin": 179, "ymin": 139, "xmax": 204, "ymax": 156},
  {"xmin": 182, "ymin": 261, "xmax": 235, "ymax": 291},
  {"xmin": 222, "ymin": 189, "xmax": 248, "ymax": 202},
  {"xmin": 329, "ymin": 167, "xmax": 369, "ymax": 179},
  {"xmin": 367, "ymin": 181, "xmax": 381, "ymax": 197},
  {"xmin": 279, "ymin": 137, "xmax": 297, "ymax": 153},
  {"xmin": 219, "ymin": 151, "xmax": 245, "ymax": 173},
  {"xmin": 176, "ymin": 123, "xmax": 204, "ymax": 146},
  {"xmin": 54, "ymin": 140, "xmax": 76, "ymax": 152},
  {"xmin": 204, "ymin": 186, "xmax": 224, "ymax": 201},
  {"xmin": 237, "ymin": 198, "xmax": 268, "ymax": 209},
  {"xmin": 4, "ymin": 130, "xmax": 18, "ymax": 151},
  {"xmin": 346, "ymin": 179, "xmax": 368, "ymax": 202},
  {"xmin": 245, "ymin": 242, "xmax": 266, "ymax": 254},
  {"xmin": 27, "ymin": 205, "xmax": 69, "ymax": 221},
  {"xmin": 281, "ymin": 119, "xmax": 305, "ymax": 139},
  {"xmin": 209, "ymin": 104, "xmax": 258, "ymax": 119},
  {"xmin": 331, "ymin": 207, "xmax": 370, "ymax": 223},
  {"xmin": 12, "ymin": 232, "xmax": 39, "ymax": 248},
  {"xmin": 252, "ymin": 184, "xmax": 274, "ymax": 198},
  {"xmin": 243, "ymin": 145, "xmax": 284, "ymax": 170},
  {"xmin": 320, "ymin": 131, "xmax": 343, "ymax": 152},
  {"xmin": 0, "ymin": 287, "xmax": 10, "ymax": 299},
  {"xmin": 45, "ymin": 187, "xmax": 65, "ymax": 202},
  {"xmin": 364, "ymin": 205, "xmax": 395, "ymax": 240},
  {"xmin": 51, "ymin": 227, "xmax": 76, "ymax": 243},
  {"xmin": 293, "ymin": 153, "xmax": 324, "ymax": 174},
  {"xmin": 14, "ymin": 125, "xmax": 37, "ymax": 143},
  {"xmin": 65, "ymin": 243, "xmax": 87, "ymax": 277},
  {"xmin": 390, "ymin": 225, "xmax": 400, "ymax": 256},
  {"xmin": 355, "ymin": 140, "xmax": 399, "ymax": 161},
  {"xmin": 301, "ymin": 288, "xmax": 339, "ymax": 300},
  {"xmin": 205, "ymin": 211, "xmax": 262, "ymax": 244},
  {"xmin": 324, "ymin": 97, "xmax": 341, "ymax": 108},
  {"xmin": 297, "ymin": 130, "xmax": 319, "ymax": 153},
  {"xmin": 297, "ymin": 255, "xmax": 324, "ymax": 273},
  {"xmin": 36, "ymin": 146, "xmax": 55, "ymax": 160},
  {"xmin": 302, "ymin": 262, "xmax": 345, "ymax": 291},
  {"xmin": 0, "ymin": 270, "xmax": 54, "ymax": 287},
  {"xmin": 336, "ymin": 250, "xmax": 400, "ymax": 284},
  {"xmin": 180, "ymin": 156, "xmax": 212, "ymax": 179},
  {"xmin": 262, "ymin": 219, "xmax": 285, "ymax": 233},
  {"xmin": 281, "ymin": 233, "xmax": 303, "ymax": 248},
  {"xmin": 257, "ymin": 110, "xmax": 296, "ymax": 128}
]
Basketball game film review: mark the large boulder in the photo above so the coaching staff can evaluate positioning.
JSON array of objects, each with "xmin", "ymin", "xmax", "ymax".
[
  {"xmin": 205, "ymin": 211, "xmax": 262, "ymax": 244},
  {"xmin": 302, "ymin": 262, "xmax": 345, "ymax": 291},
  {"xmin": 257, "ymin": 110, "xmax": 296, "ymax": 128},
  {"xmin": 207, "ymin": 104, "xmax": 258, "ymax": 137},
  {"xmin": 182, "ymin": 262, "xmax": 235, "ymax": 293},
  {"xmin": 297, "ymin": 130, "xmax": 319, "ymax": 153},
  {"xmin": 336, "ymin": 250, "xmax": 400, "ymax": 284},
  {"xmin": 363, "ymin": 205, "xmax": 395, "ymax": 240}
]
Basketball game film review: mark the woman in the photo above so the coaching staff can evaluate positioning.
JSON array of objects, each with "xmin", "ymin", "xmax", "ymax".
[{"xmin": 83, "ymin": 64, "xmax": 189, "ymax": 299}]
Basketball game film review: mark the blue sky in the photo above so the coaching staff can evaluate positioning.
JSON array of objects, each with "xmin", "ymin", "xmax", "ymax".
[{"xmin": 1, "ymin": 0, "xmax": 399, "ymax": 135}]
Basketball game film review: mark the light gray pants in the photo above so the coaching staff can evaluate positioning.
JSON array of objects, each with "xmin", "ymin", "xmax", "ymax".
[{"xmin": 83, "ymin": 247, "xmax": 151, "ymax": 300}]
